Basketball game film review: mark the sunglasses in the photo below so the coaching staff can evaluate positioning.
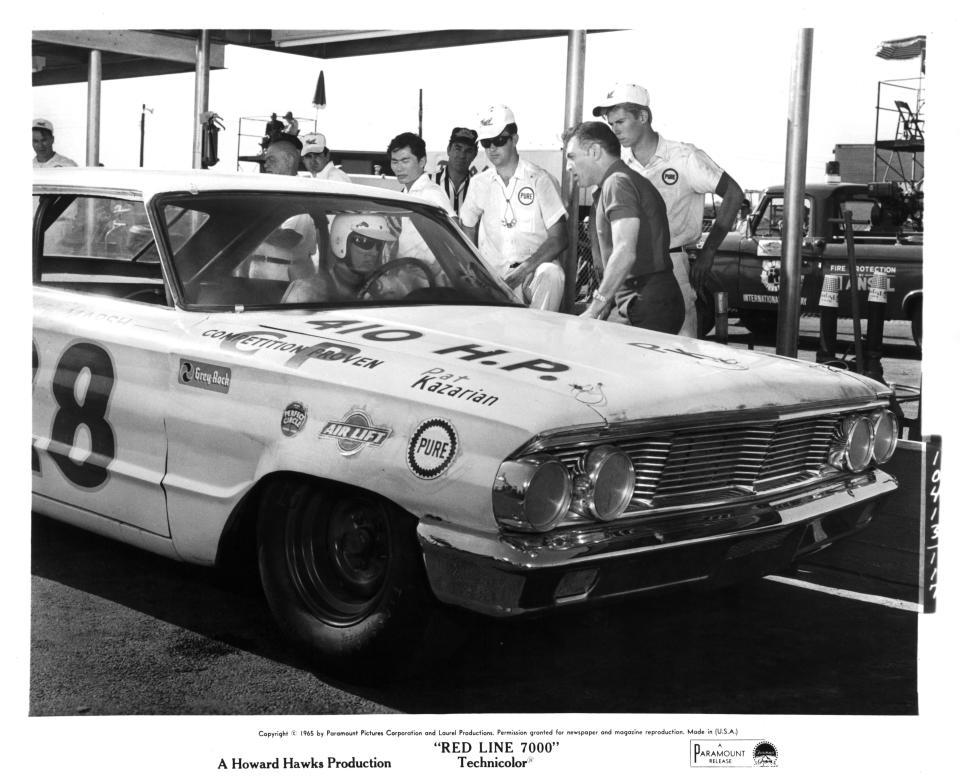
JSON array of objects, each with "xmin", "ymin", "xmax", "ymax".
[
  {"xmin": 349, "ymin": 233, "xmax": 382, "ymax": 251},
  {"xmin": 480, "ymin": 134, "xmax": 512, "ymax": 149}
]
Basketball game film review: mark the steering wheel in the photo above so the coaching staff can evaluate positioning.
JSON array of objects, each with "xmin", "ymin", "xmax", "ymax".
[
  {"xmin": 357, "ymin": 257, "xmax": 438, "ymax": 299},
  {"xmin": 123, "ymin": 287, "xmax": 166, "ymax": 304}
]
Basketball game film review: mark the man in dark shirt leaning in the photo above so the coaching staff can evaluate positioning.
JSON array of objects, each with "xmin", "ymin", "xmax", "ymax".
[{"xmin": 564, "ymin": 121, "xmax": 683, "ymax": 334}]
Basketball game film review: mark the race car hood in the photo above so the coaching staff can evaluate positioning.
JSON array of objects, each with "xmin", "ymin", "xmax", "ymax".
[{"xmin": 194, "ymin": 306, "xmax": 886, "ymax": 431}]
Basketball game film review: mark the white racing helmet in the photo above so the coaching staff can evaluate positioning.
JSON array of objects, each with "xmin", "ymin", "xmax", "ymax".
[{"xmin": 330, "ymin": 214, "xmax": 397, "ymax": 259}]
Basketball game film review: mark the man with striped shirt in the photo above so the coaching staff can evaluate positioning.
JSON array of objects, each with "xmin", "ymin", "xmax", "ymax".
[{"xmin": 434, "ymin": 126, "xmax": 479, "ymax": 213}]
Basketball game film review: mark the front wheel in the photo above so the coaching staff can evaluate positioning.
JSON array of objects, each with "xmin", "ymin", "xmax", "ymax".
[{"xmin": 257, "ymin": 479, "xmax": 434, "ymax": 665}]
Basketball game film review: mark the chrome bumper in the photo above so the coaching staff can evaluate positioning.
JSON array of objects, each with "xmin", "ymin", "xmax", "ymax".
[{"xmin": 417, "ymin": 470, "xmax": 898, "ymax": 617}]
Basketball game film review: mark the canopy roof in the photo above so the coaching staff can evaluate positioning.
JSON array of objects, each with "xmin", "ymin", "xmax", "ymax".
[{"xmin": 32, "ymin": 29, "xmax": 597, "ymax": 86}]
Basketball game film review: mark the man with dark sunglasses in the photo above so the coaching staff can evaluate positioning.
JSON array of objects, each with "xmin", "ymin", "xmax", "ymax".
[{"xmin": 459, "ymin": 105, "xmax": 568, "ymax": 311}]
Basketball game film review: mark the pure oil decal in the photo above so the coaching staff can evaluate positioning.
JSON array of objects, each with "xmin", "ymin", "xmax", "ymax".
[{"xmin": 407, "ymin": 419, "xmax": 459, "ymax": 480}]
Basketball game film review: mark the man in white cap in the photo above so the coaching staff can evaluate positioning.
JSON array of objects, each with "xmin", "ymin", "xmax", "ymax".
[
  {"xmin": 32, "ymin": 119, "xmax": 77, "ymax": 168},
  {"xmin": 592, "ymin": 84, "xmax": 744, "ymax": 337},
  {"xmin": 301, "ymin": 133, "xmax": 351, "ymax": 183},
  {"xmin": 459, "ymin": 105, "xmax": 567, "ymax": 311}
]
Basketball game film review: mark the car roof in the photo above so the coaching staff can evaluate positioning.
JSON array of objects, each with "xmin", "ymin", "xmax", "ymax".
[{"xmin": 32, "ymin": 166, "xmax": 436, "ymax": 208}]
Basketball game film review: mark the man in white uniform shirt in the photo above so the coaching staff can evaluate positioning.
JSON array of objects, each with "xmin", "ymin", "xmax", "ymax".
[
  {"xmin": 387, "ymin": 132, "xmax": 455, "ymax": 262},
  {"xmin": 593, "ymin": 84, "xmax": 744, "ymax": 337},
  {"xmin": 459, "ymin": 105, "xmax": 567, "ymax": 311},
  {"xmin": 32, "ymin": 119, "xmax": 77, "ymax": 168},
  {"xmin": 301, "ymin": 133, "xmax": 352, "ymax": 183}
]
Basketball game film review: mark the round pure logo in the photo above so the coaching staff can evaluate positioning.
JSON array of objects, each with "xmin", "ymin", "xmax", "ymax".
[
  {"xmin": 517, "ymin": 186, "xmax": 535, "ymax": 206},
  {"xmin": 407, "ymin": 418, "xmax": 459, "ymax": 480},
  {"xmin": 281, "ymin": 402, "xmax": 307, "ymax": 437},
  {"xmin": 661, "ymin": 168, "xmax": 679, "ymax": 185}
]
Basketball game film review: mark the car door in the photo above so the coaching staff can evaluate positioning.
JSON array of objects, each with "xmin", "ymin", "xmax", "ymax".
[{"xmin": 32, "ymin": 191, "xmax": 171, "ymax": 537}]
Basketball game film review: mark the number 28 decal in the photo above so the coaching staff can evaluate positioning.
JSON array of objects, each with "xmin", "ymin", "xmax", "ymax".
[{"xmin": 33, "ymin": 340, "xmax": 116, "ymax": 489}]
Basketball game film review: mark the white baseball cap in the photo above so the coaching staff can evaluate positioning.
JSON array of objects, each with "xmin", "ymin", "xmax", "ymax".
[
  {"xmin": 476, "ymin": 105, "xmax": 516, "ymax": 139},
  {"xmin": 33, "ymin": 118, "xmax": 54, "ymax": 133},
  {"xmin": 301, "ymin": 132, "xmax": 327, "ymax": 156},
  {"xmin": 591, "ymin": 84, "xmax": 650, "ymax": 117}
]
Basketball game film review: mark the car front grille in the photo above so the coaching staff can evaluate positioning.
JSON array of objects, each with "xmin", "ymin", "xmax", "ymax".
[{"xmin": 551, "ymin": 414, "xmax": 842, "ymax": 512}]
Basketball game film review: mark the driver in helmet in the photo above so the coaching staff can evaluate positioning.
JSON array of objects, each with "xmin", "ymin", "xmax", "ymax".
[{"xmin": 282, "ymin": 214, "xmax": 399, "ymax": 303}]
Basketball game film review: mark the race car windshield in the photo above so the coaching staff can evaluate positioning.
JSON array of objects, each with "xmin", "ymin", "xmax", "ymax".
[{"xmin": 155, "ymin": 191, "xmax": 518, "ymax": 310}]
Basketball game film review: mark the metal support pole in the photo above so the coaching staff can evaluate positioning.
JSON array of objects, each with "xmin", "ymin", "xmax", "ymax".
[
  {"xmin": 192, "ymin": 30, "xmax": 211, "ymax": 170},
  {"xmin": 85, "ymin": 50, "xmax": 101, "ymax": 166},
  {"xmin": 776, "ymin": 28, "xmax": 813, "ymax": 357},
  {"xmin": 560, "ymin": 30, "xmax": 586, "ymax": 314}
]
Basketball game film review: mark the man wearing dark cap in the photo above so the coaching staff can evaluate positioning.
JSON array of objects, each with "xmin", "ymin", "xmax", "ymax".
[
  {"xmin": 32, "ymin": 119, "xmax": 77, "ymax": 168},
  {"xmin": 434, "ymin": 127, "xmax": 478, "ymax": 212}
]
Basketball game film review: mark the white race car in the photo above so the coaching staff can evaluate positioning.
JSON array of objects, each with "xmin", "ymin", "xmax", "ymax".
[{"xmin": 33, "ymin": 168, "xmax": 899, "ymax": 667}]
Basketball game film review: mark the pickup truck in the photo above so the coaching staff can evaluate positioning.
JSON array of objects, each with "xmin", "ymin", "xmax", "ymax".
[{"xmin": 710, "ymin": 181, "xmax": 923, "ymax": 346}]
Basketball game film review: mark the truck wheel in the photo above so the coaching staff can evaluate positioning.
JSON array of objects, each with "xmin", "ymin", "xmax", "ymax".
[
  {"xmin": 257, "ymin": 479, "xmax": 434, "ymax": 667},
  {"xmin": 738, "ymin": 311, "xmax": 778, "ymax": 343},
  {"xmin": 911, "ymin": 303, "xmax": 922, "ymax": 349}
]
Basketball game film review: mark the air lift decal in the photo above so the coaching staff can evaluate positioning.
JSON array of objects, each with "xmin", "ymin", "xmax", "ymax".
[{"xmin": 319, "ymin": 410, "xmax": 391, "ymax": 455}]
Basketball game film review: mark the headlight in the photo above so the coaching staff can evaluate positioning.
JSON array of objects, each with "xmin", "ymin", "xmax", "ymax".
[
  {"xmin": 841, "ymin": 415, "xmax": 874, "ymax": 472},
  {"xmin": 871, "ymin": 409, "xmax": 899, "ymax": 464},
  {"xmin": 574, "ymin": 445, "xmax": 636, "ymax": 521},
  {"xmin": 493, "ymin": 458, "xmax": 572, "ymax": 532}
]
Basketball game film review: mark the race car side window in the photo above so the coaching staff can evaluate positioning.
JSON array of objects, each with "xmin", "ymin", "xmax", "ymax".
[{"xmin": 36, "ymin": 194, "xmax": 169, "ymax": 305}]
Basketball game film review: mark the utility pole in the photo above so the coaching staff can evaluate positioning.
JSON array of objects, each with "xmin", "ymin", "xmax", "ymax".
[{"xmin": 139, "ymin": 104, "xmax": 153, "ymax": 167}]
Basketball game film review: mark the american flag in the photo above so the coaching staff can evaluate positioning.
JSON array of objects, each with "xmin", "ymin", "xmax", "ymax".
[{"xmin": 875, "ymin": 35, "xmax": 926, "ymax": 62}]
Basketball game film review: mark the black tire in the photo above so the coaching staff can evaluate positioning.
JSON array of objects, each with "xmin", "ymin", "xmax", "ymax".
[
  {"xmin": 257, "ymin": 479, "xmax": 435, "ymax": 667},
  {"xmin": 911, "ymin": 301, "xmax": 922, "ymax": 349}
]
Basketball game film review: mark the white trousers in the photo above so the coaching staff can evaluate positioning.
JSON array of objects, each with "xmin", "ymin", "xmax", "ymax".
[
  {"xmin": 523, "ymin": 260, "xmax": 565, "ymax": 312},
  {"xmin": 670, "ymin": 249, "xmax": 698, "ymax": 337}
]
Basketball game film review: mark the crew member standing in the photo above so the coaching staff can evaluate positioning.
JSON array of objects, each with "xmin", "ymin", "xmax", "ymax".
[
  {"xmin": 32, "ymin": 119, "xmax": 77, "ymax": 168},
  {"xmin": 435, "ymin": 126, "xmax": 479, "ymax": 212},
  {"xmin": 301, "ymin": 133, "xmax": 352, "ymax": 183},
  {"xmin": 565, "ymin": 122, "xmax": 682, "ymax": 332},
  {"xmin": 592, "ymin": 84, "xmax": 744, "ymax": 337},
  {"xmin": 387, "ymin": 131, "xmax": 455, "ymax": 263},
  {"xmin": 459, "ymin": 105, "xmax": 567, "ymax": 311}
]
